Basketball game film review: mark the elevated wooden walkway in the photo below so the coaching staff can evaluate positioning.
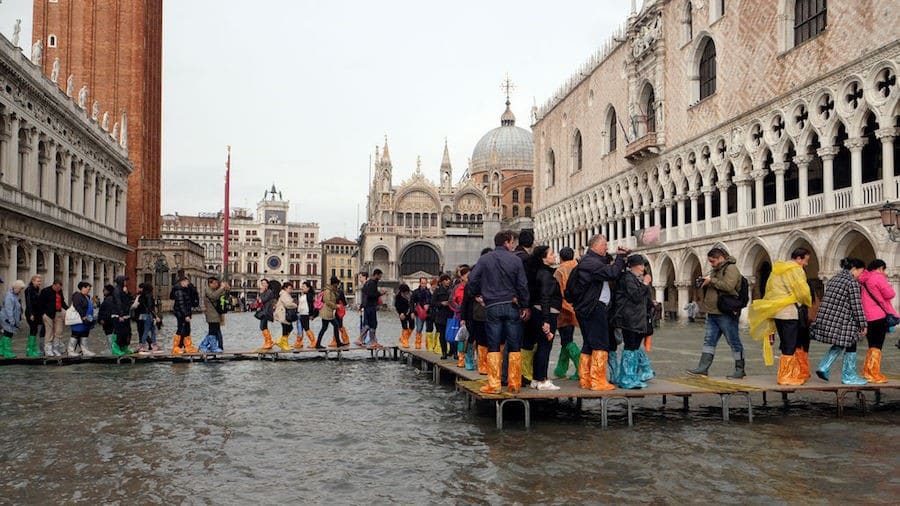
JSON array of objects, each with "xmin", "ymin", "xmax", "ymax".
[
  {"xmin": 398, "ymin": 347, "xmax": 900, "ymax": 429},
  {"xmin": 0, "ymin": 345, "xmax": 399, "ymax": 365}
]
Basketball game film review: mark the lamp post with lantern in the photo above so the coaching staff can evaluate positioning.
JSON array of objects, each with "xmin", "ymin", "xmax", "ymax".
[{"xmin": 880, "ymin": 201, "xmax": 900, "ymax": 242}]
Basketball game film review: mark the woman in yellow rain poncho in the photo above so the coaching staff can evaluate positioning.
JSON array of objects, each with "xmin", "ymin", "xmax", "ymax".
[{"xmin": 748, "ymin": 248, "xmax": 812, "ymax": 385}]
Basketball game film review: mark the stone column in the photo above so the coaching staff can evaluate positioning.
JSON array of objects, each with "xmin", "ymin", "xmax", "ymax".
[
  {"xmin": 19, "ymin": 128, "xmax": 35, "ymax": 193},
  {"xmin": 664, "ymin": 199, "xmax": 673, "ymax": 232},
  {"xmin": 688, "ymin": 191, "xmax": 700, "ymax": 236},
  {"xmin": 735, "ymin": 176, "xmax": 749, "ymax": 226},
  {"xmin": 70, "ymin": 161, "xmax": 83, "ymax": 213},
  {"xmin": 96, "ymin": 176, "xmax": 106, "ymax": 224},
  {"xmin": 0, "ymin": 116, "xmax": 17, "ymax": 186},
  {"xmin": 45, "ymin": 141, "xmax": 58, "ymax": 203},
  {"xmin": 643, "ymin": 208, "xmax": 651, "ymax": 231},
  {"xmin": 702, "ymin": 187, "xmax": 713, "ymax": 234},
  {"xmin": 84, "ymin": 167, "xmax": 96, "ymax": 220},
  {"xmin": 106, "ymin": 183, "xmax": 116, "ymax": 227},
  {"xmin": 752, "ymin": 168, "xmax": 765, "ymax": 224},
  {"xmin": 653, "ymin": 284, "xmax": 665, "ymax": 306},
  {"xmin": 87, "ymin": 258, "xmax": 95, "ymax": 289},
  {"xmin": 58, "ymin": 151, "xmax": 71, "ymax": 209},
  {"xmin": 116, "ymin": 187, "xmax": 126, "ymax": 232},
  {"xmin": 653, "ymin": 205, "xmax": 661, "ymax": 230},
  {"xmin": 845, "ymin": 137, "xmax": 867, "ymax": 206},
  {"xmin": 876, "ymin": 128, "xmax": 898, "ymax": 200},
  {"xmin": 675, "ymin": 195, "xmax": 686, "ymax": 239},
  {"xmin": 60, "ymin": 252, "xmax": 70, "ymax": 295},
  {"xmin": 771, "ymin": 162, "xmax": 786, "ymax": 220},
  {"xmin": 624, "ymin": 213, "xmax": 633, "ymax": 239},
  {"xmin": 717, "ymin": 181, "xmax": 729, "ymax": 219},
  {"xmin": 818, "ymin": 146, "xmax": 838, "ymax": 212},
  {"xmin": 676, "ymin": 281, "xmax": 690, "ymax": 320},
  {"xmin": 7, "ymin": 238, "xmax": 17, "ymax": 287},
  {"xmin": 73, "ymin": 255, "xmax": 83, "ymax": 287},
  {"xmin": 794, "ymin": 155, "xmax": 811, "ymax": 216},
  {"xmin": 46, "ymin": 249, "xmax": 55, "ymax": 284},
  {"xmin": 29, "ymin": 244, "xmax": 38, "ymax": 276}
]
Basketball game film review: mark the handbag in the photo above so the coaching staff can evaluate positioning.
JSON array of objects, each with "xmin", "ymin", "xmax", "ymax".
[
  {"xmin": 64, "ymin": 305, "xmax": 82, "ymax": 326},
  {"xmin": 862, "ymin": 284, "xmax": 900, "ymax": 328},
  {"xmin": 444, "ymin": 316, "xmax": 460, "ymax": 343},
  {"xmin": 414, "ymin": 304, "xmax": 428, "ymax": 321},
  {"xmin": 285, "ymin": 308, "xmax": 299, "ymax": 323},
  {"xmin": 336, "ymin": 302, "xmax": 347, "ymax": 319}
]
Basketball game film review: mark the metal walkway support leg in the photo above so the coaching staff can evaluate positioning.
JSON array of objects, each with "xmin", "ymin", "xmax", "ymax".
[
  {"xmin": 720, "ymin": 392, "xmax": 753, "ymax": 423},
  {"xmin": 496, "ymin": 399, "xmax": 530, "ymax": 430}
]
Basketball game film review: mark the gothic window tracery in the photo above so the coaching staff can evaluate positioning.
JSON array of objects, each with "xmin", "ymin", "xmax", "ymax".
[{"xmin": 699, "ymin": 38, "xmax": 717, "ymax": 100}]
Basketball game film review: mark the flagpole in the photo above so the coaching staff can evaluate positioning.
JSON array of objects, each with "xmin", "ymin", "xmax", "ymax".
[{"xmin": 223, "ymin": 146, "xmax": 231, "ymax": 281}]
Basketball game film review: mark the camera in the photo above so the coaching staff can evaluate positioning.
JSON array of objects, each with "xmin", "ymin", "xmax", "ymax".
[{"xmin": 694, "ymin": 277, "xmax": 705, "ymax": 289}]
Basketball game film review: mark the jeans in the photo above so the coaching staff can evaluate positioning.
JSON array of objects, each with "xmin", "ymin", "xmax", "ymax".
[
  {"xmin": 576, "ymin": 303, "xmax": 610, "ymax": 353},
  {"xmin": 415, "ymin": 316, "xmax": 434, "ymax": 333},
  {"xmin": 140, "ymin": 314, "xmax": 157, "ymax": 345},
  {"xmin": 485, "ymin": 303, "xmax": 522, "ymax": 353},
  {"xmin": 533, "ymin": 314, "xmax": 558, "ymax": 381},
  {"xmin": 703, "ymin": 313, "xmax": 743, "ymax": 359}
]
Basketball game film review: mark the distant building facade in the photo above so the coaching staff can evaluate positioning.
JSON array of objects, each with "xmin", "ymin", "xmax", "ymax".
[
  {"xmin": 321, "ymin": 236, "xmax": 358, "ymax": 297},
  {"xmin": 161, "ymin": 212, "xmax": 224, "ymax": 274},
  {"xmin": 532, "ymin": 1, "xmax": 900, "ymax": 317},
  {"xmin": 0, "ymin": 33, "xmax": 131, "ymax": 295},
  {"xmin": 359, "ymin": 99, "xmax": 535, "ymax": 289}
]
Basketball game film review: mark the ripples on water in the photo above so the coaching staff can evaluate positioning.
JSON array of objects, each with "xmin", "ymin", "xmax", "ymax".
[{"xmin": 1, "ymin": 312, "xmax": 898, "ymax": 504}]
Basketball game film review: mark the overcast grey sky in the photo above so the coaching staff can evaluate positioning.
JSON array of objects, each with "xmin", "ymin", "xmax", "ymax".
[{"xmin": 1, "ymin": 0, "xmax": 634, "ymax": 239}]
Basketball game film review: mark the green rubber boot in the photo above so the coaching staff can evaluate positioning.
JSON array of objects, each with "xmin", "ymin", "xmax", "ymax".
[
  {"xmin": 109, "ymin": 334, "xmax": 128, "ymax": 356},
  {"xmin": 565, "ymin": 341, "xmax": 581, "ymax": 381},
  {"xmin": 0, "ymin": 336, "xmax": 16, "ymax": 358},
  {"xmin": 26, "ymin": 335, "xmax": 41, "ymax": 357},
  {"xmin": 553, "ymin": 345, "xmax": 570, "ymax": 379}
]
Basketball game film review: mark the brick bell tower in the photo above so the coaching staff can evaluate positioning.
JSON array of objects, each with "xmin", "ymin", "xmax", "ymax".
[{"xmin": 32, "ymin": 0, "xmax": 163, "ymax": 288}]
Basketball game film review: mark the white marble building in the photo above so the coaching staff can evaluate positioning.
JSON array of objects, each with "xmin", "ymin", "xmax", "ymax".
[
  {"xmin": 532, "ymin": 1, "xmax": 899, "ymax": 317},
  {"xmin": 0, "ymin": 33, "xmax": 131, "ymax": 293}
]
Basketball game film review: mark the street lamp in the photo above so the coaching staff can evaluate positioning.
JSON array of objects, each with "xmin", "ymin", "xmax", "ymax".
[{"xmin": 880, "ymin": 201, "xmax": 900, "ymax": 242}]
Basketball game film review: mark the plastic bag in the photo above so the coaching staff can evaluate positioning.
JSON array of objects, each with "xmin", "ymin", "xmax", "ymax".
[
  {"xmin": 762, "ymin": 334, "xmax": 774, "ymax": 366},
  {"xmin": 455, "ymin": 324, "xmax": 469, "ymax": 342},
  {"xmin": 64, "ymin": 306, "xmax": 82, "ymax": 325},
  {"xmin": 444, "ymin": 317, "xmax": 460, "ymax": 343}
]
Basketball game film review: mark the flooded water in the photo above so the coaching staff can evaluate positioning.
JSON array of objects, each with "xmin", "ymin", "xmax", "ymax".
[{"xmin": 1, "ymin": 310, "xmax": 898, "ymax": 504}]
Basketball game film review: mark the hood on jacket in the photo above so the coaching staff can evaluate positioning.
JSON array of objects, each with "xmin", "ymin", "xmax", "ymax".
[{"xmin": 115, "ymin": 275, "xmax": 128, "ymax": 287}]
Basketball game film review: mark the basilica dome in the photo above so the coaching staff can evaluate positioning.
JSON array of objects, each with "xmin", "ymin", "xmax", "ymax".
[{"xmin": 470, "ymin": 101, "xmax": 534, "ymax": 175}]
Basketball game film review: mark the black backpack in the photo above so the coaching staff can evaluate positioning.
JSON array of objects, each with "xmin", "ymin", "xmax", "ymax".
[
  {"xmin": 717, "ymin": 270, "xmax": 749, "ymax": 317},
  {"xmin": 564, "ymin": 266, "xmax": 587, "ymax": 307},
  {"xmin": 216, "ymin": 294, "xmax": 233, "ymax": 314}
]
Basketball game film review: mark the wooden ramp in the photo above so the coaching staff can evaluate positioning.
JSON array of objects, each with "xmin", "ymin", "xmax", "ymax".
[
  {"xmin": 398, "ymin": 347, "xmax": 900, "ymax": 430},
  {"xmin": 0, "ymin": 345, "xmax": 399, "ymax": 365}
]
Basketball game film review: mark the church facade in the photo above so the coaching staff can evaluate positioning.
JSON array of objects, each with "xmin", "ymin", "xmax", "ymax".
[
  {"xmin": 359, "ymin": 100, "xmax": 535, "ymax": 287},
  {"xmin": 532, "ymin": 0, "xmax": 899, "ymax": 317}
]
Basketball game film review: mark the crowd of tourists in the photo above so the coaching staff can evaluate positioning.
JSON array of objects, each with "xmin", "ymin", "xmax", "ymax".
[{"xmin": 0, "ymin": 230, "xmax": 896, "ymax": 392}]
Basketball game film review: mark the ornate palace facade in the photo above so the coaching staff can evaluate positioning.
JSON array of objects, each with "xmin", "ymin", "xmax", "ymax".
[
  {"xmin": 0, "ymin": 33, "xmax": 131, "ymax": 294},
  {"xmin": 533, "ymin": 0, "xmax": 899, "ymax": 317}
]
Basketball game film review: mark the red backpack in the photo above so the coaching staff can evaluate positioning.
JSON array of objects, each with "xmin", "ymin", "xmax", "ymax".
[{"xmin": 314, "ymin": 291, "xmax": 325, "ymax": 310}]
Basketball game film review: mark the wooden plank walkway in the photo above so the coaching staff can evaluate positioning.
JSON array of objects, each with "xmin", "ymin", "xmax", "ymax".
[
  {"xmin": 0, "ymin": 345, "xmax": 399, "ymax": 365},
  {"xmin": 397, "ymin": 347, "xmax": 900, "ymax": 429}
]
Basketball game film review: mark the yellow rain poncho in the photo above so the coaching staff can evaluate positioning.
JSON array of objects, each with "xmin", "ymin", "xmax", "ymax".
[{"xmin": 748, "ymin": 261, "xmax": 812, "ymax": 364}]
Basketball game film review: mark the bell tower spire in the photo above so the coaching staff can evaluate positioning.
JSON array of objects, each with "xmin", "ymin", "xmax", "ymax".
[{"xmin": 440, "ymin": 138, "xmax": 453, "ymax": 191}]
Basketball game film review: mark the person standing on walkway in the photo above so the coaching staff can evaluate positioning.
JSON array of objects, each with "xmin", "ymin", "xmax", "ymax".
[
  {"xmin": 857, "ymin": 259, "xmax": 896, "ymax": 383},
  {"xmin": 395, "ymin": 283, "xmax": 414, "ymax": 348},
  {"xmin": 812, "ymin": 257, "xmax": 868, "ymax": 385},
  {"xmin": 683, "ymin": 300, "xmax": 699, "ymax": 322},
  {"xmin": 411, "ymin": 277, "xmax": 433, "ymax": 351},
  {"xmin": 553, "ymin": 247, "xmax": 580, "ymax": 381},
  {"xmin": 111, "ymin": 275, "xmax": 133, "ymax": 355},
  {"xmin": 293, "ymin": 281, "xmax": 316, "ymax": 349},
  {"xmin": 0, "ymin": 280, "xmax": 25, "ymax": 358},
  {"xmin": 468, "ymin": 230, "xmax": 530, "ymax": 394},
  {"xmin": 170, "ymin": 277, "xmax": 198, "ymax": 354},
  {"xmin": 315, "ymin": 277, "xmax": 341, "ymax": 349},
  {"xmin": 566, "ymin": 235, "xmax": 628, "ymax": 391},
  {"xmin": 273, "ymin": 282, "xmax": 298, "ymax": 351},
  {"xmin": 68, "ymin": 282, "xmax": 97, "ymax": 357},
  {"xmin": 687, "ymin": 247, "xmax": 747, "ymax": 379},
  {"xmin": 611, "ymin": 255, "xmax": 655, "ymax": 389},
  {"xmin": 357, "ymin": 269, "xmax": 386, "ymax": 347},
  {"xmin": 204, "ymin": 277, "xmax": 229, "ymax": 352},
  {"xmin": 748, "ymin": 248, "xmax": 812, "ymax": 385},
  {"xmin": 530, "ymin": 245, "xmax": 562, "ymax": 391},
  {"xmin": 256, "ymin": 279, "xmax": 278, "ymax": 350},
  {"xmin": 97, "ymin": 285, "xmax": 117, "ymax": 354},
  {"xmin": 135, "ymin": 283, "xmax": 161, "ymax": 354},
  {"xmin": 23, "ymin": 275, "xmax": 43, "ymax": 357},
  {"xmin": 38, "ymin": 279, "xmax": 67, "ymax": 357},
  {"xmin": 431, "ymin": 274, "xmax": 453, "ymax": 359}
]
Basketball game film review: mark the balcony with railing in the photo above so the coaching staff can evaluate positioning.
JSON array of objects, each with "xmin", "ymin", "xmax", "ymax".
[
  {"xmin": 833, "ymin": 188, "xmax": 852, "ymax": 210},
  {"xmin": 624, "ymin": 132, "xmax": 662, "ymax": 161}
]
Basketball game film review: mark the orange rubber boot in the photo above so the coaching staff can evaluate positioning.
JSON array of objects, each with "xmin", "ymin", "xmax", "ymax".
[
  {"xmin": 578, "ymin": 352, "xmax": 592, "ymax": 389},
  {"xmin": 507, "ymin": 351, "xmax": 523, "ymax": 393},
  {"xmin": 293, "ymin": 333, "xmax": 305, "ymax": 349},
  {"xmin": 480, "ymin": 352, "xmax": 502, "ymax": 394},
  {"xmin": 262, "ymin": 329, "xmax": 274, "ymax": 349},
  {"xmin": 863, "ymin": 348, "xmax": 888, "ymax": 383},
  {"xmin": 339, "ymin": 327, "xmax": 351, "ymax": 345},
  {"xmin": 477, "ymin": 345, "xmax": 488, "ymax": 374},
  {"xmin": 589, "ymin": 350, "xmax": 615, "ymax": 391},
  {"xmin": 400, "ymin": 329, "xmax": 411, "ymax": 348},
  {"xmin": 306, "ymin": 329, "xmax": 316, "ymax": 348},
  {"xmin": 414, "ymin": 332, "xmax": 423, "ymax": 349},
  {"xmin": 182, "ymin": 336, "xmax": 199, "ymax": 353},
  {"xmin": 795, "ymin": 348, "xmax": 811, "ymax": 382},
  {"xmin": 777, "ymin": 354, "xmax": 803, "ymax": 385},
  {"xmin": 171, "ymin": 334, "xmax": 183, "ymax": 355}
]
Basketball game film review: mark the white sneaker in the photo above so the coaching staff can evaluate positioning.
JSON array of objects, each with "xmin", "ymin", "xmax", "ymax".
[
  {"xmin": 537, "ymin": 380, "xmax": 561, "ymax": 391},
  {"xmin": 530, "ymin": 380, "xmax": 542, "ymax": 389}
]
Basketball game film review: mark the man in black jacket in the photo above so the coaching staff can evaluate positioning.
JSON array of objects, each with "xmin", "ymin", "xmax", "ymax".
[
  {"xmin": 23, "ymin": 275, "xmax": 43, "ymax": 357},
  {"xmin": 38, "ymin": 279, "xmax": 67, "ymax": 356},
  {"xmin": 110, "ymin": 275, "xmax": 133, "ymax": 355},
  {"xmin": 170, "ymin": 276, "xmax": 199, "ymax": 354},
  {"xmin": 566, "ymin": 234, "xmax": 628, "ymax": 391}
]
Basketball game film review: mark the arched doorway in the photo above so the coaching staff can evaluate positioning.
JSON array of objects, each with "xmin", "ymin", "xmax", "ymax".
[
  {"xmin": 658, "ymin": 255, "xmax": 677, "ymax": 320},
  {"xmin": 828, "ymin": 228, "xmax": 876, "ymax": 268},
  {"xmin": 683, "ymin": 253, "xmax": 703, "ymax": 303},
  {"xmin": 782, "ymin": 235, "xmax": 823, "ymax": 303},
  {"xmin": 399, "ymin": 244, "xmax": 440, "ymax": 276},
  {"xmin": 372, "ymin": 247, "xmax": 390, "ymax": 277},
  {"xmin": 742, "ymin": 242, "xmax": 772, "ymax": 301}
]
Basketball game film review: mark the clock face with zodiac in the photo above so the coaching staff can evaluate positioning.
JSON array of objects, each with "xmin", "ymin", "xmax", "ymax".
[{"xmin": 266, "ymin": 256, "xmax": 282, "ymax": 271}]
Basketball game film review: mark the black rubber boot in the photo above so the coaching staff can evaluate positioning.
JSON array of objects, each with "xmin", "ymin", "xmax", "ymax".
[
  {"xmin": 727, "ymin": 359, "xmax": 746, "ymax": 379},
  {"xmin": 687, "ymin": 352, "xmax": 714, "ymax": 376}
]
